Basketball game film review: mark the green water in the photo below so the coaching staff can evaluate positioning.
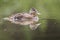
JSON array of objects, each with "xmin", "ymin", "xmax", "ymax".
[{"xmin": 0, "ymin": 0, "xmax": 60, "ymax": 40}]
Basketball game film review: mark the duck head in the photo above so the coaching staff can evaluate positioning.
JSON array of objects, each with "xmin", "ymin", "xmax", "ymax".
[{"xmin": 29, "ymin": 8, "xmax": 40, "ymax": 17}]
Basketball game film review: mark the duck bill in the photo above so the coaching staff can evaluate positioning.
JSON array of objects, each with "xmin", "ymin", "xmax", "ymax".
[{"xmin": 37, "ymin": 12, "xmax": 40, "ymax": 15}]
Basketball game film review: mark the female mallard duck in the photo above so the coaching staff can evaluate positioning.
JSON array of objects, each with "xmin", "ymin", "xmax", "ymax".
[{"xmin": 4, "ymin": 8, "xmax": 41, "ymax": 30}]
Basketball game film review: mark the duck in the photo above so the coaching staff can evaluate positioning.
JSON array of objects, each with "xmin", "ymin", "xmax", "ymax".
[{"xmin": 4, "ymin": 8, "xmax": 41, "ymax": 30}]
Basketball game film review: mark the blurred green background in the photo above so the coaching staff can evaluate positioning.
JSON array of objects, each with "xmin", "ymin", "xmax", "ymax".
[{"xmin": 0, "ymin": 0, "xmax": 60, "ymax": 40}]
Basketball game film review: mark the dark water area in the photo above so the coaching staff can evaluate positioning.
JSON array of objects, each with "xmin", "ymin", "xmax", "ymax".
[
  {"xmin": 45, "ymin": 19, "xmax": 60, "ymax": 40},
  {"xmin": 1, "ymin": 19, "xmax": 60, "ymax": 40},
  {"xmin": 30, "ymin": 19, "xmax": 60, "ymax": 40}
]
